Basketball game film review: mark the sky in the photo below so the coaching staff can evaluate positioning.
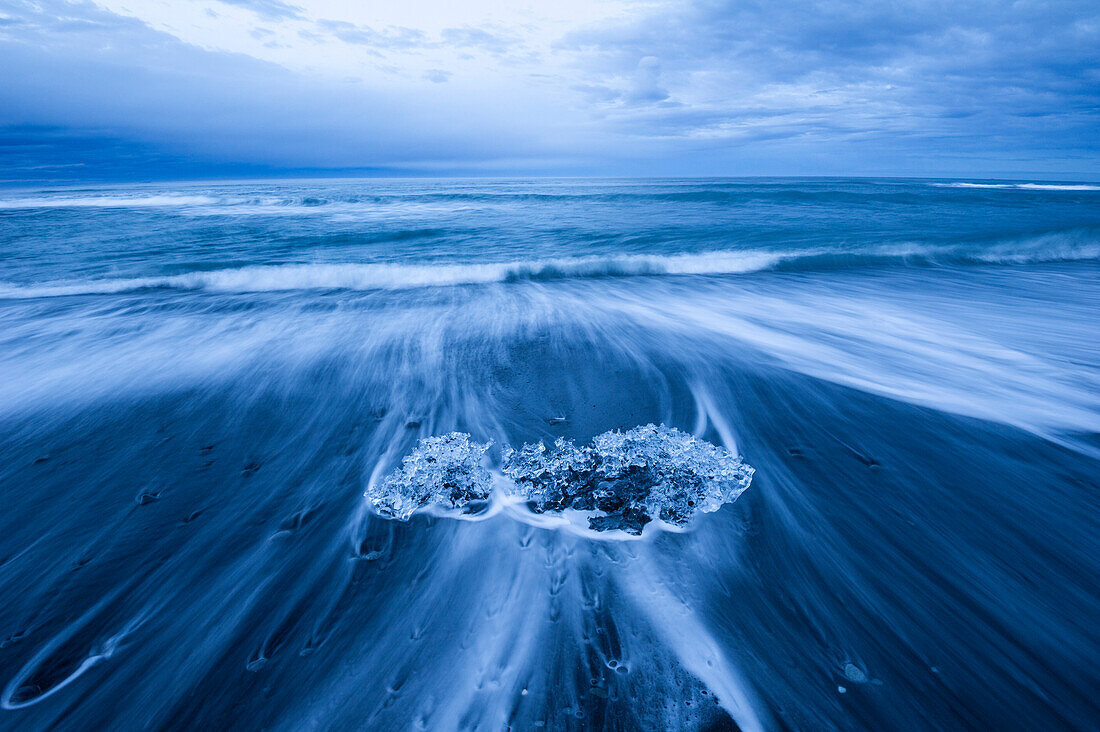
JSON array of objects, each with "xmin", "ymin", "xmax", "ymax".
[{"xmin": 0, "ymin": 0, "xmax": 1098, "ymax": 180}]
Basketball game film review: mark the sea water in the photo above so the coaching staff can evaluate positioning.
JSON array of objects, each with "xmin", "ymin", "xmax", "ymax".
[{"xmin": 0, "ymin": 178, "xmax": 1097, "ymax": 729}]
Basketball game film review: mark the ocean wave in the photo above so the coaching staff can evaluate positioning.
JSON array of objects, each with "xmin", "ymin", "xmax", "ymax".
[
  {"xmin": 935, "ymin": 182, "xmax": 1100, "ymax": 191},
  {"xmin": 4, "ymin": 184, "xmax": 1093, "ymax": 214},
  {"xmin": 0, "ymin": 252, "xmax": 787, "ymax": 297},
  {"xmin": 2, "ymin": 182, "xmax": 1095, "ymax": 213},
  {"xmin": 0, "ymin": 194, "xmax": 219, "ymax": 209},
  {"xmin": 0, "ymin": 237, "xmax": 1096, "ymax": 298}
]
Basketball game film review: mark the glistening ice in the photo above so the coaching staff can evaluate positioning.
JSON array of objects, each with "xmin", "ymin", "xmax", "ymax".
[{"xmin": 367, "ymin": 424, "xmax": 754, "ymax": 535}]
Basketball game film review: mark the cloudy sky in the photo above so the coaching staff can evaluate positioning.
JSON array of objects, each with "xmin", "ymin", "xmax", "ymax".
[{"xmin": 1, "ymin": 0, "xmax": 1097, "ymax": 179}]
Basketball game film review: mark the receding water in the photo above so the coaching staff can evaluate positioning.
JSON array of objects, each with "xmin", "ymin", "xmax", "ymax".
[{"xmin": 0, "ymin": 178, "xmax": 1097, "ymax": 730}]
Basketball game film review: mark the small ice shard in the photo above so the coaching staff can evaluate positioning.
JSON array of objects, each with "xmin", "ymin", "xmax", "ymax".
[
  {"xmin": 843, "ymin": 663, "xmax": 868, "ymax": 684},
  {"xmin": 366, "ymin": 433, "xmax": 492, "ymax": 520},
  {"xmin": 503, "ymin": 424, "xmax": 753, "ymax": 535}
]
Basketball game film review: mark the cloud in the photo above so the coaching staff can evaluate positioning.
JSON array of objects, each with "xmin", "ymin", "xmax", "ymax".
[
  {"xmin": 215, "ymin": 0, "xmax": 304, "ymax": 21},
  {"xmin": 0, "ymin": 0, "xmax": 583, "ymax": 178},
  {"xmin": 626, "ymin": 56, "xmax": 669, "ymax": 104},
  {"xmin": 0, "ymin": 0, "xmax": 1097, "ymax": 178},
  {"xmin": 439, "ymin": 26, "xmax": 514, "ymax": 54},
  {"xmin": 312, "ymin": 20, "xmax": 517, "ymax": 56},
  {"xmin": 557, "ymin": 0, "xmax": 1100, "ymax": 158},
  {"xmin": 423, "ymin": 69, "xmax": 452, "ymax": 83},
  {"xmin": 316, "ymin": 18, "xmax": 427, "ymax": 49}
]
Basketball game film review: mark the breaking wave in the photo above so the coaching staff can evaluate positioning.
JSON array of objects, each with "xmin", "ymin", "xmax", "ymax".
[
  {"xmin": 0, "ymin": 194, "xmax": 219, "ymax": 209},
  {"xmin": 0, "ymin": 233, "xmax": 1096, "ymax": 299},
  {"xmin": 0, "ymin": 179, "xmax": 1094, "ymax": 214},
  {"xmin": 0, "ymin": 252, "xmax": 791, "ymax": 297},
  {"xmin": 935, "ymin": 182, "xmax": 1100, "ymax": 191}
]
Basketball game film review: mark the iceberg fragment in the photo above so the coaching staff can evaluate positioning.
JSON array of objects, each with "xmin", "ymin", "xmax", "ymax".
[
  {"xmin": 366, "ymin": 432, "xmax": 493, "ymax": 520},
  {"xmin": 503, "ymin": 424, "xmax": 753, "ymax": 534},
  {"xmin": 367, "ymin": 424, "xmax": 753, "ymax": 535}
]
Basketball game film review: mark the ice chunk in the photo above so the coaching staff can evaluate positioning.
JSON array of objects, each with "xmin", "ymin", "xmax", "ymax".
[
  {"xmin": 503, "ymin": 424, "xmax": 753, "ymax": 535},
  {"xmin": 368, "ymin": 425, "xmax": 753, "ymax": 535},
  {"xmin": 500, "ymin": 437, "xmax": 592, "ymax": 511},
  {"xmin": 843, "ymin": 663, "xmax": 868, "ymax": 684},
  {"xmin": 366, "ymin": 432, "xmax": 492, "ymax": 520}
]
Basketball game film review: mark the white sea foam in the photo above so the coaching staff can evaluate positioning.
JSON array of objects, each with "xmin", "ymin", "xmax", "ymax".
[
  {"xmin": 0, "ymin": 251, "xmax": 788, "ymax": 298},
  {"xmin": 0, "ymin": 194, "xmax": 220, "ymax": 209},
  {"xmin": 936, "ymin": 182, "xmax": 1100, "ymax": 191},
  {"xmin": 0, "ymin": 235, "xmax": 1096, "ymax": 299}
]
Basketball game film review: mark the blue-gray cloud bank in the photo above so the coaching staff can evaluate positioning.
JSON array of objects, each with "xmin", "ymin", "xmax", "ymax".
[{"xmin": 1, "ymin": 0, "xmax": 1097, "ymax": 181}]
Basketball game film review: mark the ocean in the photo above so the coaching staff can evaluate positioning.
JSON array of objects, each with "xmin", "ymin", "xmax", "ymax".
[{"xmin": 0, "ymin": 178, "xmax": 1097, "ymax": 730}]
